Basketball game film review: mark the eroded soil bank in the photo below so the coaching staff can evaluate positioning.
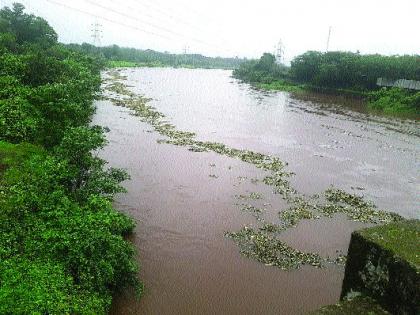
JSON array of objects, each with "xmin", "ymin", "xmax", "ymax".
[{"xmin": 92, "ymin": 68, "xmax": 419, "ymax": 314}]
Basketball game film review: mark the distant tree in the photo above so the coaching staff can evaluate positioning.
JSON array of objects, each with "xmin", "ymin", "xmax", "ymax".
[
  {"xmin": 256, "ymin": 53, "xmax": 276, "ymax": 72},
  {"xmin": 291, "ymin": 51, "xmax": 420, "ymax": 90},
  {"xmin": 0, "ymin": 3, "xmax": 57, "ymax": 48}
]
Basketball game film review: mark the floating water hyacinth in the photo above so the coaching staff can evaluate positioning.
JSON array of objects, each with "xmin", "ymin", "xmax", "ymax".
[
  {"xmin": 235, "ymin": 192, "xmax": 263, "ymax": 200},
  {"xmin": 225, "ymin": 227, "xmax": 324, "ymax": 270}
]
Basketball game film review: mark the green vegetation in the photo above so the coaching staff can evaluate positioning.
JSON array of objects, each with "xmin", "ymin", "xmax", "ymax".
[
  {"xmin": 368, "ymin": 87, "xmax": 420, "ymax": 115},
  {"xmin": 0, "ymin": 4, "xmax": 140, "ymax": 313},
  {"xmin": 68, "ymin": 43, "xmax": 245, "ymax": 69},
  {"xmin": 0, "ymin": 141, "xmax": 44, "ymax": 173},
  {"xmin": 233, "ymin": 53, "xmax": 288, "ymax": 84},
  {"xmin": 234, "ymin": 51, "xmax": 420, "ymax": 115},
  {"xmin": 291, "ymin": 51, "xmax": 419, "ymax": 90},
  {"xmin": 255, "ymin": 80, "xmax": 304, "ymax": 93},
  {"xmin": 107, "ymin": 60, "xmax": 140, "ymax": 68},
  {"xmin": 225, "ymin": 227, "xmax": 324, "ymax": 269},
  {"xmin": 357, "ymin": 219, "xmax": 419, "ymax": 267},
  {"xmin": 310, "ymin": 296, "xmax": 390, "ymax": 315}
]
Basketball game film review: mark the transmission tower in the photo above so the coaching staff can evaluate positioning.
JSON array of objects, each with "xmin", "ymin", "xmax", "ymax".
[
  {"xmin": 91, "ymin": 21, "xmax": 103, "ymax": 47},
  {"xmin": 275, "ymin": 40, "xmax": 285, "ymax": 64},
  {"xmin": 183, "ymin": 45, "xmax": 189, "ymax": 54}
]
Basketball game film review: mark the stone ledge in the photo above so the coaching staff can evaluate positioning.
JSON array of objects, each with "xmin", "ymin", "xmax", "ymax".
[{"xmin": 340, "ymin": 220, "xmax": 419, "ymax": 315}]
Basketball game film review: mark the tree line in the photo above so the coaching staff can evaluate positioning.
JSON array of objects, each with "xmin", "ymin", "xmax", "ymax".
[
  {"xmin": 68, "ymin": 43, "xmax": 246, "ymax": 69},
  {"xmin": 290, "ymin": 51, "xmax": 420, "ymax": 90},
  {"xmin": 233, "ymin": 52, "xmax": 420, "ymax": 115}
]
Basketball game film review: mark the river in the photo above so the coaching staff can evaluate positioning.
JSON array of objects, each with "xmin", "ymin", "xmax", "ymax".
[{"xmin": 92, "ymin": 68, "xmax": 419, "ymax": 314}]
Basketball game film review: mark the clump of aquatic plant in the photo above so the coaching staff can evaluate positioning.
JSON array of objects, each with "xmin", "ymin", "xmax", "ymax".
[
  {"xmin": 259, "ymin": 223, "xmax": 283, "ymax": 233},
  {"xmin": 239, "ymin": 204, "xmax": 265, "ymax": 221},
  {"xmin": 279, "ymin": 203, "xmax": 317, "ymax": 228},
  {"xmin": 106, "ymin": 82, "xmax": 135, "ymax": 97},
  {"xmin": 235, "ymin": 192, "xmax": 263, "ymax": 200},
  {"xmin": 225, "ymin": 227, "xmax": 324, "ymax": 270},
  {"xmin": 321, "ymin": 188, "xmax": 403, "ymax": 224},
  {"xmin": 263, "ymin": 171, "xmax": 296, "ymax": 200}
]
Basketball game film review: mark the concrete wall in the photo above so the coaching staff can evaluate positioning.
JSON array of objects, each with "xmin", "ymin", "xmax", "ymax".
[
  {"xmin": 377, "ymin": 78, "xmax": 420, "ymax": 90},
  {"xmin": 340, "ymin": 220, "xmax": 419, "ymax": 315}
]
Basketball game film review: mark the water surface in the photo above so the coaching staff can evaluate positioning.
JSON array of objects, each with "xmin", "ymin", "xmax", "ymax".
[{"xmin": 93, "ymin": 68, "xmax": 419, "ymax": 314}]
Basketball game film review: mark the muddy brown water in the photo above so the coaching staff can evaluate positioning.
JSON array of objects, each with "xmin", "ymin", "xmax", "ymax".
[{"xmin": 92, "ymin": 68, "xmax": 419, "ymax": 315}]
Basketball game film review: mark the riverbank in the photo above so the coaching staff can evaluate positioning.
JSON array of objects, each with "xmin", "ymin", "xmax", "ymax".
[
  {"xmin": 233, "ymin": 52, "xmax": 419, "ymax": 117},
  {"xmin": 247, "ymin": 79, "xmax": 420, "ymax": 119}
]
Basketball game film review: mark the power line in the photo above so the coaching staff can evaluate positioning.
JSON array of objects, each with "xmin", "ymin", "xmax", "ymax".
[
  {"xmin": 81, "ymin": 0, "xmax": 231, "ymax": 54},
  {"xmin": 119, "ymin": 0, "xmax": 238, "ymax": 55},
  {"xmin": 45, "ymin": 0, "xmax": 173, "ymax": 41},
  {"xmin": 129, "ymin": 0, "xmax": 211, "ymax": 35},
  {"xmin": 44, "ymin": 0, "xmax": 236, "ymax": 56},
  {"xmin": 140, "ymin": 0, "xmax": 219, "ymax": 31},
  {"xmin": 83, "ymin": 0, "xmax": 186, "ymax": 40},
  {"xmin": 131, "ymin": 0, "xmax": 238, "ymax": 55},
  {"xmin": 107, "ymin": 0, "xmax": 184, "ymax": 30}
]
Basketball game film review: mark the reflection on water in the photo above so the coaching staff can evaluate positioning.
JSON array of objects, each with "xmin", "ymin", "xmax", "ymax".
[{"xmin": 93, "ymin": 68, "xmax": 419, "ymax": 315}]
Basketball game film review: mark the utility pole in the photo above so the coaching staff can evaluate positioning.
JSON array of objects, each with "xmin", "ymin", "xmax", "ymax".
[
  {"xmin": 326, "ymin": 26, "xmax": 332, "ymax": 52},
  {"xmin": 275, "ymin": 39, "xmax": 285, "ymax": 64},
  {"xmin": 91, "ymin": 21, "xmax": 103, "ymax": 47}
]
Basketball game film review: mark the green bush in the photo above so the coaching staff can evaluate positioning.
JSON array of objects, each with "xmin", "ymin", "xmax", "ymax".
[
  {"xmin": 233, "ymin": 53, "xmax": 289, "ymax": 85},
  {"xmin": 368, "ymin": 87, "xmax": 420, "ymax": 115},
  {"xmin": 0, "ymin": 3, "xmax": 140, "ymax": 313},
  {"xmin": 291, "ymin": 51, "xmax": 420, "ymax": 90},
  {"xmin": 0, "ymin": 258, "xmax": 107, "ymax": 314},
  {"xmin": 0, "ymin": 96, "xmax": 40, "ymax": 143}
]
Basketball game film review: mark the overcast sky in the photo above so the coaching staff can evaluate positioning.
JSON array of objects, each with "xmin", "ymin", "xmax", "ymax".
[{"xmin": 2, "ymin": 0, "xmax": 419, "ymax": 61}]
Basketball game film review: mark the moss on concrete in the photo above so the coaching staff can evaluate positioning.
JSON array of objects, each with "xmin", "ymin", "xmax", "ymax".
[
  {"xmin": 310, "ymin": 296, "xmax": 390, "ymax": 315},
  {"xmin": 358, "ymin": 220, "xmax": 419, "ymax": 268},
  {"xmin": 341, "ymin": 220, "xmax": 420, "ymax": 315}
]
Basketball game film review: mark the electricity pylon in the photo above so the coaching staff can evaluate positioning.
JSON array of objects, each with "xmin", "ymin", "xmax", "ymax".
[
  {"xmin": 91, "ymin": 21, "xmax": 103, "ymax": 47},
  {"xmin": 275, "ymin": 40, "xmax": 285, "ymax": 64}
]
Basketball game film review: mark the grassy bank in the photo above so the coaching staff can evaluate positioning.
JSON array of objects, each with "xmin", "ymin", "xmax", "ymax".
[
  {"xmin": 107, "ymin": 60, "xmax": 140, "ymax": 68},
  {"xmin": 0, "ymin": 4, "xmax": 140, "ymax": 313},
  {"xmin": 368, "ymin": 87, "xmax": 420, "ymax": 115},
  {"xmin": 107, "ymin": 60, "xmax": 167, "ymax": 68},
  {"xmin": 255, "ymin": 80, "xmax": 304, "ymax": 93}
]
